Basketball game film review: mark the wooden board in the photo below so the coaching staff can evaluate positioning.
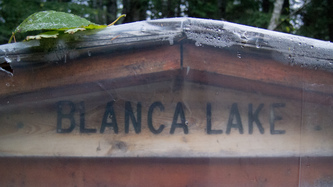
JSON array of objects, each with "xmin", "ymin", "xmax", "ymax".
[
  {"xmin": 183, "ymin": 44, "xmax": 333, "ymax": 96},
  {"xmin": 0, "ymin": 45, "xmax": 181, "ymax": 97},
  {"xmin": 1, "ymin": 157, "xmax": 333, "ymax": 186},
  {"xmin": 1, "ymin": 80, "xmax": 332, "ymax": 157}
]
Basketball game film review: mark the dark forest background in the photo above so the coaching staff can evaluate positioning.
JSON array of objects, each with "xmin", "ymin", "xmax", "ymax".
[{"xmin": 0, "ymin": 0, "xmax": 332, "ymax": 44}]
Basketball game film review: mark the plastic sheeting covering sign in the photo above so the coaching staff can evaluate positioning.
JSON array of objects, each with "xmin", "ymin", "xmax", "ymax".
[{"xmin": 0, "ymin": 18, "xmax": 332, "ymax": 158}]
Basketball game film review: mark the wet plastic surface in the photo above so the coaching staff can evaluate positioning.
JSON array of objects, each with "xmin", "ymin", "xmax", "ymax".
[{"xmin": 1, "ymin": 17, "xmax": 332, "ymax": 71}]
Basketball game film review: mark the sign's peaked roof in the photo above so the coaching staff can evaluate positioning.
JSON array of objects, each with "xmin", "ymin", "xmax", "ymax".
[{"xmin": 1, "ymin": 17, "xmax": 333, "ymax": 71}]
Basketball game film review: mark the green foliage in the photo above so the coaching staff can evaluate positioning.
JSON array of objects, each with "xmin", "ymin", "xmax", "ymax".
[
  {"xmin": 15, "ymin": 10, "xmax": 105, "ymax": 33},
  {"xmin": 187, "ymin": 0, "xmax": 220, "ymax": 19},
  {"xmin": 296, "ymin": 0, "xmax": 332, "ymax": 41},
  {"xmin": 0, "ymin": 0, "xmax": 103, "ymax": 44},
  {"xmin": 0, "ymin": 0, "xmax": 331, "ymax": 44},
  {"xmin": 275, "ymin": 15, "xmax": 294, "ymax": 34},
  {"xmin": 8, "ymin": 10, "xmax": 107, "ymax": 43},
  {"xmin": 226, "ymin": 0, "xmax": 270, "ymax": 28},
  {"xmin": 0, "ymin": 0, "xmax": 41, "ymax": 43}
]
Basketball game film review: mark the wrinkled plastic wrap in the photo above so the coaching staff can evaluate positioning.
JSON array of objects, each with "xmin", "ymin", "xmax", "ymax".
[{"xmin": 1, "ymin": 17, "xmax": 332, "ymax": 70}]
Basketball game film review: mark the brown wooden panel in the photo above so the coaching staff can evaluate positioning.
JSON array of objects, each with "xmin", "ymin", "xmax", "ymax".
[
  {"xmin": 1, "ymin": 81, "xmax": 332, "ymax": 157},
  {"xmin": 300, "ymin": 157, "xmax": 333, "ymax": 186},
  {"xmin": 183, "ymin": 44, "xmax": 333, "ymax": 95},
  {"xmin": 183, "ymin": 69, "xmax": 333, "ymax": 105},
  {"xmin": 0, "ymin": 70, "xmax": 181, "ymax": 106},
  {"xmin": 0, "ymin": 45, "xmax": 181, "ymax": 97},
  {"xmin": 0, "ymin": 157, "xmax": 332, "ymax": 186}
]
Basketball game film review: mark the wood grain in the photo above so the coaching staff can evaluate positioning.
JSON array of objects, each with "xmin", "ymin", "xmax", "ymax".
[
  {"xmin": 183, "ymin": 44, "xmax": 333, "ymax": 95},
  {"xmin": 0, "ymin": 45, "xmax": 181, "ymax": 97},
  {"xmin": 0, "ymin": 157, "xmax": 333, "ymax": 186}
]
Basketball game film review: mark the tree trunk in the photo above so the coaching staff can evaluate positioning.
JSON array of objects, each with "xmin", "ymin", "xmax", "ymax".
[
  {"xmin": 167, "ymin": 0, "xmax": 176, "ymax": 17},
  {"xmin": 91, "ymin": 0, "xmax": 105, "ymax": 24},
  {"xmin": 161, "ymin": 0, "xmax": 168, "ymax": 17},
  {"xmin": 268, "ymin": 0, "xmax": 284, "ymax": 30},
  {"xmin": 218, "ymin": 0, "xmax": 227, "ymax": 19},
  {"xmin": 122, "ymin": 0, "xmax": 131, "ymax": 22},
  {"xmin": 328, "ymin": 0, "xmax": 333, "ymax": 41},
  {"xmin": 176, "ymin": 0, "xmax": 181, "ymax": 17},
  {"xmin": 122, "ymin": 0, "xmax": 148, "ymax": 23},
  {"xmin": 262, "ymin": 0, "xmax": 270, "ymax": 13},
  {"xmin": 282, "ymin": 0, "xmax": 290, "ymax": 15},
  {"xmin": 106, "ymin": 0, "xmax": 117, "ymax": 24}
]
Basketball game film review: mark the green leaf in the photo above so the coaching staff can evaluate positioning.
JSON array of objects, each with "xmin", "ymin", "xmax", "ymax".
[
  {"xmin": 14, "ymin": 10, "xmax": 106, "ymax": 33},
  {"xmin": 8, "ymin": 11, "xmax": 125, "ymax": 43}
]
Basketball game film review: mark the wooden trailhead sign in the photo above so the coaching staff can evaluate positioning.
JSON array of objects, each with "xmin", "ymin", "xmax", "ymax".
[
  {"xmin": 1, "ymin": 17, "xmax": 333, "ymax": 186},
  {"xmin": 1, "ymin": 18, "xmax": 333, "ymax": 158}
]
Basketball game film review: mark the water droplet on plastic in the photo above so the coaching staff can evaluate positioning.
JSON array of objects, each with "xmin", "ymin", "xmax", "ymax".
[
  {"xmin": 311, "ymin": 45, "xmax": 314, "ymax": 49},
  {"xmin": 186, "ymin": 66, "xmax": 190, "ymax": 75},
  {"xmin": 298, "ymin": 42, "xmax": 302, "ymax": 46},
  {"xmin": 237, "ymin": 52, "xmax": 242, "ymax": 58},
  {"xmin": 5, "ymin": 83, "xmax": 10, "ymax": 87},
  {"xmin": 4, "ymin": 57, "xmax": 12, "ymax": 63},
  {"xmin": 168, "ymin": 36, "xmax": 174, "ymax": 45},
  {"xmin": 195, "ymin": 42, "xmax": 202, "ymax": 47},
  {"xmin": 255, "ymin": 39, "xmax": 261, "ymax": 48},
  {"xmin": 16, "ymin": 56, "xmax": 21, "ymax": 62},
  {"xmin": 88, "ymin": 51, "xmax": 91, "ymax": 57}
]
